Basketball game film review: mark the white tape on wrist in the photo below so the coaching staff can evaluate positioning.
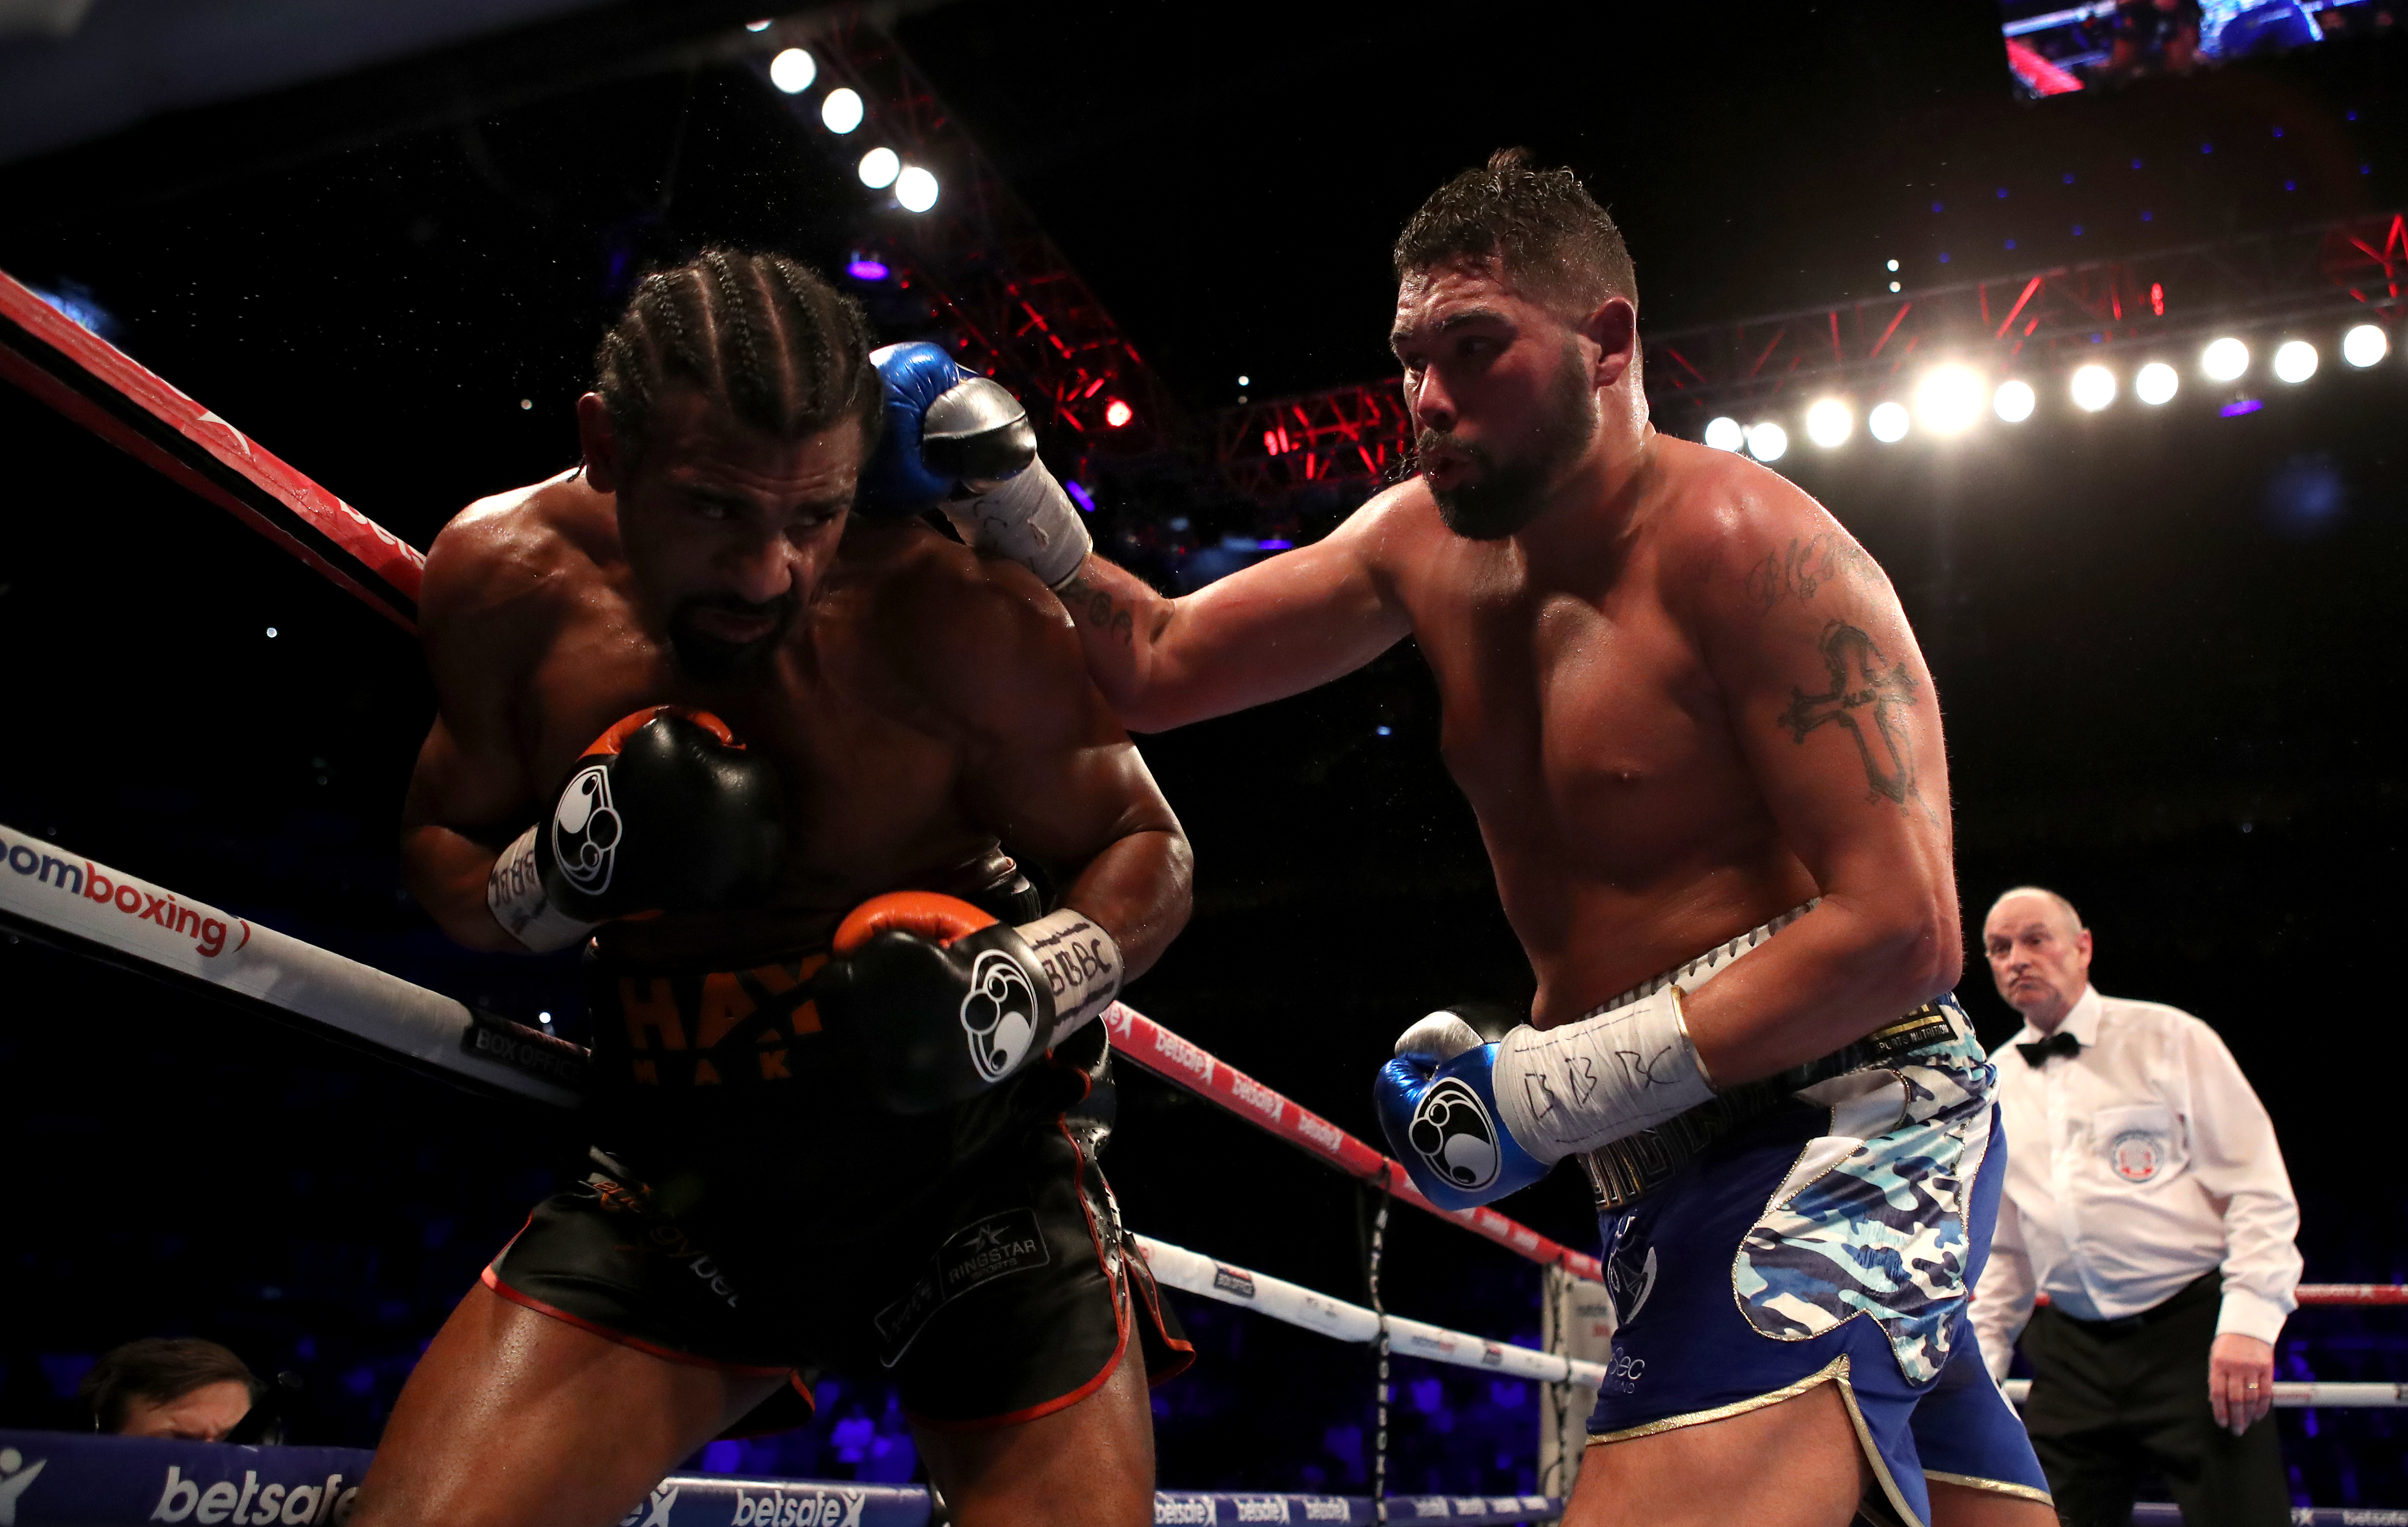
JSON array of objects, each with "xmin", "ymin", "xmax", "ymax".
[
  {"xmin": 1016, "ymin": 906, "xmax": 1122, "ymax": 1039},
  {"xmin": 1493, "ymin": 986, "xmax": 1715, "ymax": 1162},
  {"xmin": 485, "ymin": 824, "xmax": 595, "ymax": 954},
  {"xmin": 949, "ymin": 458, "xmax": 1092, "ymax": 589}
]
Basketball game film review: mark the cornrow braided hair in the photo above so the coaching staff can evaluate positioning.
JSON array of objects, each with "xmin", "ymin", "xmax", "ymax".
[{"xmin": 593, "ymin": 248, "xmax": 883, "ymax": 460}]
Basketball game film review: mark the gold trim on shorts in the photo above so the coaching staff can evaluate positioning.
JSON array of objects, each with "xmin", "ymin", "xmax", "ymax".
[
  {"xmin": 1924, "ymin": 1470, "xmax": 2054, "ymax": 1507},
  {"xmin": 1584, "ymin": 1356, "xmax": 1937, "ymax": 1527}
]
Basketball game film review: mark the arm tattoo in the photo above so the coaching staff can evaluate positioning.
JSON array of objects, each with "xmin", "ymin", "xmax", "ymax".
[
  {"xmin": 1058, "ymin": 569, "xmax": 1136, "ymax": 647},
  {"xmin": 1745, "ymin": 533, "xmax": 1877, "ymax": 611},
  {"xmin": 1776, "ymin": 620, "xmax": 1925, "ymax": 809}
]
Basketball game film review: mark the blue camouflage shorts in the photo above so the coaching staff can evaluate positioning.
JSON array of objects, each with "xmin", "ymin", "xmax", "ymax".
[{"xmin": 1585, "ymin": 997, "xmax": 2049, "ymax": 1527}]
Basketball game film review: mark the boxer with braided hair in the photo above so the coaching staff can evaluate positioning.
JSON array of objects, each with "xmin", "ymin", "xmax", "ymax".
[{"xmin": 370, "ymin": 249, "xmax": 1194, "ymax": 1527}]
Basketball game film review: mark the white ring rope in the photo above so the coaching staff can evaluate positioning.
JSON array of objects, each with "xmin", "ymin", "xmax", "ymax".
[
  {"xmin": 1135, "ymin": 1236, "xmax": 1608, "ymax": 1390},
  {"xmin": 2001, "ymin": 1379, "xmax": 2408, "ymax": 1409},
  {"xmin": 0, "ymin": 820, "xmax": 581, "ymax": 1106}
]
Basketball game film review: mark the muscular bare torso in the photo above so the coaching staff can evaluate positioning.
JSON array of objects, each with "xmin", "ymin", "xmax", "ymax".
[
  {"xmin": 1360, "ymin": 435, "xmax": 1936, "ymax": 1025},
  {"xmin": 412, "ymin": 474, "xmax": 1041, "ymax": 964}
]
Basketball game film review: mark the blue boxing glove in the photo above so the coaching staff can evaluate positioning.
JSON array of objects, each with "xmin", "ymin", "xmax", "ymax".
[
  {"xmin": 1374, "ymin": 1006, "xmax": 1552, "ymax": 1211},
  {"xmin": 859, "ymin": 341, "xmax": 1039, "ymax": 517}
]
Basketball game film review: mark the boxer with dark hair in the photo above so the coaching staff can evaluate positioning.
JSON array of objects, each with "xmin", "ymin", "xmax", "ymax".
[
  {"xmin": 940, "ymin": 151, "xmax": 2048, "ymax": 1527},
  {"xmin": 369, "ymin": 249, "xmax": 1193, "ymax": 1527}
]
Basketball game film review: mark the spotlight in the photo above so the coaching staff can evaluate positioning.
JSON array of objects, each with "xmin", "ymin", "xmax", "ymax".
[
  {"xmin": 2070, "ymin": 364, "xmax": 2117, "ymax": 412},
  {"xmin": 2201, "ymin": 337, "xmax": 2249, "ymax": 382},
  {"xmin": 1746, "ymin": 422, "xmax": 1788, "ymax": 462},
  {"xmin": 1886, "ymin": 259, "xmax": 1900, "ymax": 272},
  {"xmin": 857, "ymin": 146, "xmax": 900, "ymax": 188},
  {"xmin": 820, "ymin": 87, "xmax": 864, "ymax": 133},
  {"xmin": 1702, "ymin": 416, "xmax": 1745, "ymax": 451},
  {"xmin": 895, "ymin": 165, "xmax": 939, "ymax": 212},
  {"xmin": 1104, "ymin": 399, "xmax": 1133, "ymax": 429},
  {"xmin": 2134, "ymin": 362, "xmax": 2178, "ymax": 405},
  {"xmin": 2272, "ymin": 339, "xmax": 2317, "ymax": 384},
  {"xmin": 1805, "ymin": 397, "xmax": 1853, "ymax": 448},
  {"xmin": 769, "ymin": 48, "xmax": 815, "ymax": 93},
  {"xmin": 2341, "ymin": 323, "xmax": 2388, "ymax": 368},
  {"xmin": 1914, "ymin": 364, "xmax": 1985, "ymax": 436},
  {"xmin": 1993, "ymin": 379, "xmax": 2036, "ymax": 423},
  {"xmin": 845, "ymin": 256, "xmax": 890, "ymax": 282},
  {"xmin": 1868, "ymin": 401, "xmax": 1911, "ymax": 443}
]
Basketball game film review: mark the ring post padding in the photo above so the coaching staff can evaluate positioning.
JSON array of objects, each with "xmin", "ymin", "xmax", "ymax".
[
  {"xmin": 1105, "ymin": 1004, "xmax": 1606, "ymax": 1284},
  {"xmin": 1134, "ymin": 1234, "xmax": 1610, "ymax": 1389},
  {"xmin": 2000, "ymin": 1379, "xmax": 2408, "ymax": 1408},
  {"xmin": 0, "ymin": 820, "xmax": 581, "ymax": 1108}
]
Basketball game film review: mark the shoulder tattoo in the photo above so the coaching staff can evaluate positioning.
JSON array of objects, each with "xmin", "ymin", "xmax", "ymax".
[
  {"xmin": 1776, "ymin": 619, "xmax": 1930, "ymax": 814},
  {"xmin": 1744, "ymin": 533, "xmax": 1878, "ymax": 612}
]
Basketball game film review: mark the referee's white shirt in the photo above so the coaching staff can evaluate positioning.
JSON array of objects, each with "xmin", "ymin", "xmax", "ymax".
[{"xmin": 1970, "ymin": 983, "xmax": 2302, "ymax": 1382}]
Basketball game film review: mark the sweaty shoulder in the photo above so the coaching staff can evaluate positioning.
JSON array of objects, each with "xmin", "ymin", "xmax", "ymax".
[
  {"xmin": 845, "ymin": 523, "xmax": 1091, "ymax": 729},
  {"xmin": 420, "ymin": 469, "xmax": 615, "ymax": 636},
  {"xmin": 1645, "ymin": 433, "xmax": 1891, "ymax": 622}
]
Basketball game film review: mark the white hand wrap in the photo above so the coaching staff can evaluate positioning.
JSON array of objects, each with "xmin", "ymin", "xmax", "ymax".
[
  {"xmin": 485, "ymin": 824, "xmax": 595, "ymax": 954},
  {"xmin": 1016, "ymin": 905, "xmax": 1123, "ymax": 1039},
  {"xmin": 945, "ymin": 458, "xmax": 1092, "ymax": 590},
  {"xmin": 1492, "ymin": 986, "xmax": 1716, "ymax": 1163}
]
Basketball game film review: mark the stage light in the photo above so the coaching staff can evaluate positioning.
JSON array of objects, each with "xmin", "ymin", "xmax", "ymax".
[
  {"xmin": 1914, "ymin": 364, "xmax": 1985, "ymax": 436},
  {"xmin": 2070, "ymin": 364, "xmax": 2117, "ymax": 412},
  {"xmin": 845, "ymin": 256, "xmax": 889, "ymax": 282},
  {"xmin": 769, "ymin": 47, "xmax": 815, "ymax": 93},
  {"xmin": 1869, "ymin": 401, "xmax": 1910, "ymax": 442},
  {"xmin": 1703, "ymin": 416, "xmax": 1744, "ymax": 451},
  {"xmin": 1746, "ymin": 422, "xmax": 1788, "ymax": 462},
  {"xmin": 1805, "ymin": 398, "xmax": 1852, "ymax": 448},
  {"xmin": 2272, "ymin": 339, "xmax": 2317, "ymax": 384},
  {"xmin": 746, "ymin": 19, "xmax": 772, "ymax": 31},
  {"xmin": 857, "ymin": 146, "xmax": 899, "ymax": 188},
  {"xmin": 2341, "ymin": 324, "xmax": 2388, "ymax": 368},
  {"xmin": 1993, "ymin": 380, "xmax": 2036, "ymax": 423},
  {"xmin": 2134, "ymin": 362, "xmax": 2178, "ymax": 405},
  {"xmin": 895, "ymin": 165, "xmax": 939, "ymax": 211},
  {"xmin": 2202, "ymin": 337, "xmax": 2249, "ymax": 381},
  {"xmin": 821, "ymin": 87, "xmax": 864, "ymax": 133},
  {"xmin": 1886, "ymin": 259, "xmax": 1900, "ymax": 272},
  {"xmin": 1105, "ymin": 399, "xmax": 1133, "ymax": 428}
]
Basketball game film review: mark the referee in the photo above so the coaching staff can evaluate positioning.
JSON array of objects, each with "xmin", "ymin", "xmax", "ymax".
[{"xmin": 1970, "ymin": 886, "xmax": 2301, "ymax": 1527}]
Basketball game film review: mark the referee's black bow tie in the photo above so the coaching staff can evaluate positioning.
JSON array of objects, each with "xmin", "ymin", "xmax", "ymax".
[{"xmin": 2018, "ymin": 1030, "xmax": 2082, "ymax": 1067}]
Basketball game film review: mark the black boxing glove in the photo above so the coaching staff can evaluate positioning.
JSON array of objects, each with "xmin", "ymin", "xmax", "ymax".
[
  {"xmin": 816, "ymin": 891, "xmax": 1122, "ymax": 1112},
  {"xmin": 485, "ymin": 706, "xmax": 786, "ymax": 952}
]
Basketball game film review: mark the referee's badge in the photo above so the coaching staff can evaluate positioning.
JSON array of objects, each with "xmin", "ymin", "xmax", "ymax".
[{"xmin": 2108, "ymin": 1128, "xmax": 2165, "ymax": 1182}]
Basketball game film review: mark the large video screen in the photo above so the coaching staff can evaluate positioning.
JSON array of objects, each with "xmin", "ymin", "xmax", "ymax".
[{"xmin": 1999, "ymin": 0, "xmax": 2379, "ymax": 96}]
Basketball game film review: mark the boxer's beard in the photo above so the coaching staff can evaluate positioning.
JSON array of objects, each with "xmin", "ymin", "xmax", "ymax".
[
  {"xmin": 1422, "ymin": 341, "xmax": 1600, "ymax": 541},
  {"xmin": 667, "ymin": 591, "xmax": 799, "ymax": 678}
]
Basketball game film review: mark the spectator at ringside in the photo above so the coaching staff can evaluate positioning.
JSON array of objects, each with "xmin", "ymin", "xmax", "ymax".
[
  {"xmin": 78, "ymin": 1338, "xmax": 261, "ymax": 1441},
  {"xmin": 1970, "ymin": 886, "xmax": 2300, "ymax": 1527}
]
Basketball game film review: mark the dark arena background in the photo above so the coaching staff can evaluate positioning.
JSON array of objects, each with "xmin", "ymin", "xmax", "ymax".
[{"xmin": 1, "ymin": 0, "xmax": 2404, "ymax": 1519}]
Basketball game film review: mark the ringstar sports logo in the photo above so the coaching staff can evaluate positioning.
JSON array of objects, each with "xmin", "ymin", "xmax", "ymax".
[
  {"xmin": 550, "ymin": 765, "xmax": 621, "ymax": 894},
  {"xmin": 960, "ymin": 949, "xmax": 1040, "ymax": 1081},
  {"xmin": 1407, "ymin": 1079, "xmax": 1501, "ymax": 1191},
  {"xmin": 0, "ymin": 829, "xmax": 242, "ymax": 959}
]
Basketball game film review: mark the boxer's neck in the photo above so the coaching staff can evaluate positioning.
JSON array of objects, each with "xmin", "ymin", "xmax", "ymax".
[{"xmin": 1511, "ymin": 411, "xmax": 1660, "ymax": 575}]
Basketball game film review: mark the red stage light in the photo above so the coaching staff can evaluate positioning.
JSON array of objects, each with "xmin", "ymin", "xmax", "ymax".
[
  {"xmin": 1105, "ymin": 399, "xmax": 1133, "ymax": 428},
  {"xmin": 2150, "ymin": 282, "xmax": 2165, "ymax": 316}
]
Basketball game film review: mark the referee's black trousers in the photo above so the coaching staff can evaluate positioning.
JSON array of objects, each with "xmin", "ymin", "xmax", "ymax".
[{"xmin": 2018, "ymin": 1273, "xmax": 2288, "ymax": 1527}]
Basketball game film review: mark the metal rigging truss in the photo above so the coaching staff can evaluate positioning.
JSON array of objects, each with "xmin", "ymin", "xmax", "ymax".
[
  {"xmin": 789, "ymin": 14, "xmax": 1178, "ymax": 465},
  {"xmin": 1216, "ymin": 209, "xmax": 2406, "ymax": 496}
]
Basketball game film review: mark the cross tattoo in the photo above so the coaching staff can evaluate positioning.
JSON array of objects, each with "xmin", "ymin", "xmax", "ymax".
[{"xmin": 1777, "ymin": 620, "xmax": 1922, "ymax": 806}]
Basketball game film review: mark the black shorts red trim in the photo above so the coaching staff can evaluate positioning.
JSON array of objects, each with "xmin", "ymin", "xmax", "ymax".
[{"xmin": 488, "ymin": 936, "xmax": 1190, "ymax": 1434}]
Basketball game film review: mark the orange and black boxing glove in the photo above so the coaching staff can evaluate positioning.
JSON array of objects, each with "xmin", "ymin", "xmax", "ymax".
[
  {"xmin": 485, "ymin": 706, "xmax": 786, "ymax": 952},
  {"xmin": 817, "ymin": 892, "xmax": 1122, "ymax": 1113}
]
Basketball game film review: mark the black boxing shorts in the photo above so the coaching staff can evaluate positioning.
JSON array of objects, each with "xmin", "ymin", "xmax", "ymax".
[{"xmin": 484, "ymin": 934, "xmax": 1191, "ymax": 1433}]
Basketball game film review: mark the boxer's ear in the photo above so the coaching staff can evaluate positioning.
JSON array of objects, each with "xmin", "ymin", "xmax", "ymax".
[
  {"xmin": 1582, "ymin": 297, "xmax": 1639, "ymax": 390},
  {"xmin": 577, "ymin": 392, "xmax": 627, "ymax": 494}
]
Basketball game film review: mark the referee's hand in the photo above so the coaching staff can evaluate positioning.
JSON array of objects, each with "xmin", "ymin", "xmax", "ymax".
[{"xmin": 2209, "ymin": 1333, "xmax": 2276, "ymax": 1434}]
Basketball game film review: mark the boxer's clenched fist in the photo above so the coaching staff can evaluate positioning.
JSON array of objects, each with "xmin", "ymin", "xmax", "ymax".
[
  {"xmin": 485, "ymin": 707, "xmax": 787, "ymax": 952},
  {"xmin": 859, "ymin": 342, "xmax": 1091, "ymax": 588},
  {"xmin": 818, "ymin": 891, "xmax": 1121, "ymax": 1113}
]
